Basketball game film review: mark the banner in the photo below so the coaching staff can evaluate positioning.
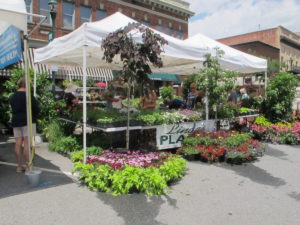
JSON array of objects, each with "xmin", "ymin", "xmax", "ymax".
[
  {"xmin": 0, "ymin": 25, "xmax": 22, "ymax": 69},
  {"xmin": 156, "ymin": 120, "xmax": 215, "ymax": 150}
]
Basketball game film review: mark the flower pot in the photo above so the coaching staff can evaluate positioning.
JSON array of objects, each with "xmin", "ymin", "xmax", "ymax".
[
  {"xmin": 130, "ymin": 120, "xmax": 142, "ymax": 126},
  {"xmin": 96, "ymin": 122, "xmax": 114, "ymax": 128},
  {"xmin": 182, "ymin": 154, "xmax": 195, "ymax": 161},
  {"xmin": 26, "ymin": 170, "xmax": 42, "ymax": 187}
]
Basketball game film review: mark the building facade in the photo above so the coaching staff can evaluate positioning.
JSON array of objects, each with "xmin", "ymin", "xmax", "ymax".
[
  {"xmin": 25, "ymin": 0, "xmax": 194, "ymax": 48},
  {"xmin": 218, "ymin": 26, "xmax": 300, "ymax": 74}
]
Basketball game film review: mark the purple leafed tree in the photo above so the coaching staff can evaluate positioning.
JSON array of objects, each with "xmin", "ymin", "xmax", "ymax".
[{"xmin": 101, "ymin": 22, "xmax": 168, "ymax": 149}]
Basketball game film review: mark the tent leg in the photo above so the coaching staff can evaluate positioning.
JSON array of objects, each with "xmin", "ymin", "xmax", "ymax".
[
  {"xmin": 34, "ymin": 63, "xmax": 37, "ymax": 97},
  {"xmin": 83, "ymin": 46, "xmax": 87, "ymax": 163},
  {"xmin": 24, "ymin": 35, "xmax": 33, "ymax": 170},
  {"xmin": 264, "ymin": 71, "xmax": 267, "ymax": 98}
]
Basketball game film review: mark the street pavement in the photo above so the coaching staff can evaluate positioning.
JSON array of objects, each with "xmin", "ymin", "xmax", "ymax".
[{"xmin": 0, "ymin": 135, "xmax": 300, "ymax": 225}]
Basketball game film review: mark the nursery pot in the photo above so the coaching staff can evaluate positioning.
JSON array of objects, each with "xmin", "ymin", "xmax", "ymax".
[{"xmin": 26, "ymin": 170, "xmax": 42, "ymax": 187}]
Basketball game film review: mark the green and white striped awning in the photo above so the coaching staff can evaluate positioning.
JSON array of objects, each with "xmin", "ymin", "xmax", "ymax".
[
  {"xmin": 147, "ymin": 73, "xmax": 181, "ymax": 83},
  {"xmin": 0, "ymin": 48, "xmax": 114, "ymax": 82}
]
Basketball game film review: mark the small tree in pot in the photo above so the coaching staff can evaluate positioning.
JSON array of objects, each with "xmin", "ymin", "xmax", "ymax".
[{"xmin": 101, "ymin": 23, "xmax": 167, "ymax": 149}]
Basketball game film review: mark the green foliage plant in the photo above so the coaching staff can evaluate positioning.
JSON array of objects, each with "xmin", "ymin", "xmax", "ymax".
[
  {"xmin": 1, "ymin": 68, "xmax": 57, "ymax": 132},
  {"xmin": 49, "ymin": 136, "xmax": 80, "ymax": 153},
  {"xmin": 161, "ymin": 86, "xmax": 174, "ymax": 99},
  {"xmin": 254, "ymin": 116, "xmax": 272, "ymax": 126},
  {"xmin": 262, "ymin": 72, "xmax": 299, "ymax": 122},
  {"xmin": 72, "ymin": 154, "xmax": 186, "ymax": 195}
]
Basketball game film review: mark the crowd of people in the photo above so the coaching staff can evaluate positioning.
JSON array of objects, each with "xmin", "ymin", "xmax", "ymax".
[{"xmin": 62, "ymin": 79, "xmax": 253, "ymax": 112}]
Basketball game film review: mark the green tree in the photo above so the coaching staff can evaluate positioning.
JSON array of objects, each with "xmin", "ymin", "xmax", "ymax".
[
  {"xmin": 261, "ymin": 72, "xmax": 299, "ymax": 122},
  {"xmin": 193, "ymin": 49, "xmax": 238, "ymax": 113},
  {"xmin": 0, "ymin": 68, "xmax": 58, "ymax": 132}
]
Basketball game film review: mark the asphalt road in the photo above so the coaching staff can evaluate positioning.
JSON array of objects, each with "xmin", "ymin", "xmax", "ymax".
[{"xmin": 0, "ymin": 135, "xmax": 300, "ymax": 225}]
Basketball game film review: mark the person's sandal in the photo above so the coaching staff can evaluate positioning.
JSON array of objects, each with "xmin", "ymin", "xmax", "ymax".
[{"xmin": 16, "ymin": 166, "xmax": 25, "ymax": 173}]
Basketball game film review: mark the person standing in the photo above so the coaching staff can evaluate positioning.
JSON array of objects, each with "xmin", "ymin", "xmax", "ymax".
[
  {"xmin": 240, "ymin": 88, "xmax": 249, "ymax": 100},
  {"xmin": 9, "ymin": 77, "xmax": 40, "ymax": 172},
  {"xmin": 140, "ymin": 88, "xmax": 157, "ymax": 109},
  {"xmin": 227, "ymin": 87, "xmax": 238, "ymax": 104},
  {"xmin": 186, "ymin": 82, "xmax": 202, "ymax": 109}
]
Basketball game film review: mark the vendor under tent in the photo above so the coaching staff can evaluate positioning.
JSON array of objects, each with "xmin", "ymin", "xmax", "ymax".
[{"xmin": 34, "ymin": 12, "xmax": 268, "ymax": 162}]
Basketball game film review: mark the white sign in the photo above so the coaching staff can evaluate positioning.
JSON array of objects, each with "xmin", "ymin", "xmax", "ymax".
[{"xmin": 156, "ymin": 120, "xmax": 215, "ymax": 150}]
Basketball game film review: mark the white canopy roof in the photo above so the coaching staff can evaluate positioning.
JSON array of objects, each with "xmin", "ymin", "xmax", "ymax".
[
  {"xmin": 0, "ymin": 0, "xmax": 27, "ymax": 34},
  {"xmin": 34, "ymin": 12, "xmax": 267, "ymax": 74},
  {"xmin": 183, "ymin": 33, "xmax": 268, "ymax": 73},
  {"xmin": 34, "ymin": 12, "xmax": 204, "ymax": 74}
]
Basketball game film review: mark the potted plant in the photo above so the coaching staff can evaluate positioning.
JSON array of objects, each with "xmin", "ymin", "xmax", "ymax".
[{"xmin": 179, "ymin": 146, "xmax": 200, "ymax": 161}]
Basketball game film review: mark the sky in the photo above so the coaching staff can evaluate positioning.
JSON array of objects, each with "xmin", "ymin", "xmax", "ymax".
[{"xmin": 186, "ymin": 0, "xmax": 300, "ymax": 39}]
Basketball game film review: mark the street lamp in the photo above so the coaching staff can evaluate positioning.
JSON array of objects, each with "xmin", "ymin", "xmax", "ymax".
[{"xmin": 49, "ymin": 0, "xmax": 57, "ymax": 97}]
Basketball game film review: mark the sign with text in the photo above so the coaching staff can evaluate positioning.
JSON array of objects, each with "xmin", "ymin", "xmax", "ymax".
[
  {"xmin": 156, "ymin": 120, "xmax": 215, "ymax": 150},
  {"xmin": 0, "ymin": 26, "xmax": 22, "ymax": 69}
]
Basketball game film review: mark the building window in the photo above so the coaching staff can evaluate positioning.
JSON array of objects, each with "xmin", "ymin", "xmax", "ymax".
[
  {"xmin": 25, "ymin": 0, "xmax": 32, "ymax": 22},
  {"xmin": 63, "ymin": 1, "xmax": 75, "ymax": 29},
  {"xmin": 96, "ymin": 9, "xmax": 106, "ymax": 21},
  {"xmin": 156, "ymin": 24, "xmax": 164, "ymax": 32},
  {"xmin": 80, "ymin": 6, "xmax": 91, "ymax": 24},
  {"xmin": 168, "ymin": 27, "xmax": 173, "ymax": 36},
  {"xmin": 176, "ymin": 30, "xmax": 183, "ymax": 39},
  {"xmin": 39, "ymin": 0, "xmax": 51, "ymax": 25},
  {"xmin": 142, "ymin": 21, "xmax": 150, "ymax": 26}
]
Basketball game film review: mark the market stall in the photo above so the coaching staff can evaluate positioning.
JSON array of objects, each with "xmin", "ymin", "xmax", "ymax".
[{"xmin": 34, "ymin": 12, "xmax": 267, "ymax": 160}]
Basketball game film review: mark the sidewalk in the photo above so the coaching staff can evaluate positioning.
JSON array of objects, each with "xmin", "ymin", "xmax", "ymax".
[
  {"xmin": 1, "ymin": 136, "xmax": 300, "ymax": 225},
  {"xmin": 0, "ymin": 135, "xmax": 75, "ymax": 198}
]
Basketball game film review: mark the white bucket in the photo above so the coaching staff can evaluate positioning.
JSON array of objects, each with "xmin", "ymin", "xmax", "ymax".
[
  {"xmin": 26, "ymin": 170, "xmax": 42, "ymax": 187},
  {"xmin": 35, "ymin": 135, "xmax": 43, "ymax": 144}
]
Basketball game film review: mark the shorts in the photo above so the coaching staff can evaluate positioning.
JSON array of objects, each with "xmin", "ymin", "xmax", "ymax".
[{"xmin": 13, "ymin": 124, "xmax": 36, "ymax": 138}]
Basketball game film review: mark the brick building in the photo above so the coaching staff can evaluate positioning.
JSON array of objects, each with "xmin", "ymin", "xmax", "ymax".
[
  {"xmin": 218, "ymin": 26, "xmax": 300, "ymax": 74},
  {"xmin": 0, "ymin": 0, "xmax": 194, "ymax": 79},
  {"xmin": 25, "ymin": 0, "xmax": 194, "ymax": 48}
]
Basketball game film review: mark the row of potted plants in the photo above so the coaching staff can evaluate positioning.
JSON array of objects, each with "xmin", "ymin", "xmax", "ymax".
[
  {"xmin": 67, "ymin": 108, "xmax": 204, "ymax": 127},
  {"xmin": 251, "ymin": 116, "xmax": 300, "ymax": 145},
  {"xmin": 71, "ymin": 150, "xmax": 186, "ymax": 195},
  {"xmin": 67, "ymin": 106, "xmax": 259, "ymax": 129},
  {"xmin": 177, "ymin": 130, "xmax": 266, "ymax": 164}
]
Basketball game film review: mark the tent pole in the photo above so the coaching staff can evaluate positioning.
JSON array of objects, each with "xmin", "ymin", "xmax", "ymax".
[
  {"xmin": 24, "ymin": 35, "xmax": 33, "ymax": 170},
  {"xmin": 264, "ymin": 71, "xmax": 267, "ymax": 98},
  {"xmin": 34, "ymin": 63, "xmax": 37, "ymax": 97},
  {"xmin": 83, "ymin": 46, "xmax": 87, "ymax": 163},
  {"xmin": 205, "ymin": 94, "xmax": 209, "ymax": 120}
]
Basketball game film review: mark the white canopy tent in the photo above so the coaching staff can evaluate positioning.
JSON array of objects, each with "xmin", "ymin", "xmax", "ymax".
[
  {"xmin": 0, "ymin": 0, "xmax": 27, "ymax": 34},
  {"xmin": 183, "ymin": 33, "xmax": 267, "ymax": 73},
  {"xmin": 34, "ymin": 12, "xmax": 268, "ymax": 161},
  {"xmin": 183, "ymin": 33, "xmax": 268, "ymax": 120}
]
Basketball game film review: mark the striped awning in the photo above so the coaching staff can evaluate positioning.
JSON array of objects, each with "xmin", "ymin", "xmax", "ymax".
[{"xmin": 0, "ymin": 48, "xmax": 114, "ymax": 81}]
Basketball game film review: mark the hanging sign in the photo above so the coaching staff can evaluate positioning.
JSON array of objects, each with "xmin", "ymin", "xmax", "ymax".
[
  {"xmin": 156, "ymin": 120, "xmax": 215, "ymax": 150},
  {"xmin": 0, "ymin": 26, "xmax": 22, "ymax": 69}
]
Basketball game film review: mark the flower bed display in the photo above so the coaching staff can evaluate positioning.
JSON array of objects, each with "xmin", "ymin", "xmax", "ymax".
[
  {"xmin": 178, "ymin": 130, "xmax": 265, "ymax": 164},
  {"xmin": 71, "ymin": 150, "xmax": 186, "ymax": 195},
  {"xmin": 251, "ymin": 120, "xmax": 300, "ymax": 145}
]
